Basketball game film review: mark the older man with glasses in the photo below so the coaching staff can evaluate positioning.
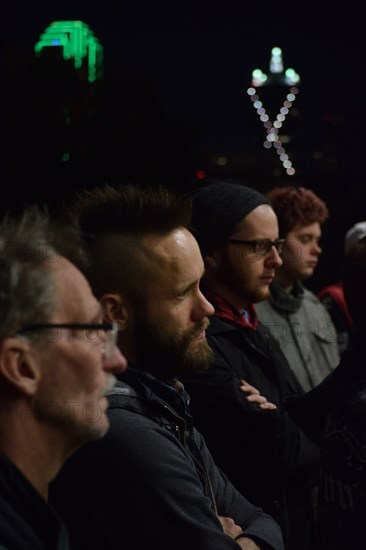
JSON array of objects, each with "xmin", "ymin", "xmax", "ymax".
[
  {"xmin": 0, "ymin": 207, "xmax": 126, "ymax": 550},
  {"xmin": 182, "ymin": 181, "xmax": 320, "ymax": 550}
]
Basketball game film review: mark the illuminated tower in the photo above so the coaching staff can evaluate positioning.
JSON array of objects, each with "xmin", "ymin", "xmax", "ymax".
[
  {"xmin": 35, "ymin": 20, "xmax": 103, "ymax": 82},
  {"xmin": 30, "ymin": 20, "xmax": 105, "ymax": 189},
  {"xmin": 246, "ymin": 47, "xmax": 301, "ymax": 177}
]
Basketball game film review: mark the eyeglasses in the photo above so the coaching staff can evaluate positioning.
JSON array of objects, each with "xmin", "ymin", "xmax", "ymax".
[
  {"xmin": 16, "ymin": 322, "xmax": 119, "ymax": 359},
  {"xmin": 226, "ymin": 238, "xmax": 286, "ymax": 256}
]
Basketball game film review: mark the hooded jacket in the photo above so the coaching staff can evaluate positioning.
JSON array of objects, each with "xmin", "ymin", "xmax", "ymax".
[{"xmin": 50, "ymin": 368, "xmax": 284, "ymax": 550}]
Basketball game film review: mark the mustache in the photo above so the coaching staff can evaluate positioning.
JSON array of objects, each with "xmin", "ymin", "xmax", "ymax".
[
  {"xmin": 190, "ymin": 317, "xmax": 211, "ymax": 339},
  {"xmin": 103, "ymin": 374, "xmax": 118, "ymax": 397}
]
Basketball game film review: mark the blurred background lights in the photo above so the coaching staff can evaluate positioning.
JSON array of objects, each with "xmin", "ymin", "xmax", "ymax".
[
  {"xmin": 34, "ymin": 20, "xmax": 103, "ymax": 83},
  {"xmin": 246, "ymin": 46, "xmax": 301, "ymax": 176}
]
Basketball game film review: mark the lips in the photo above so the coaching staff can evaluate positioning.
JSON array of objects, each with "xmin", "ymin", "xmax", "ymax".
[{"xmin": 192, "ymin": 318, "xmax": 211, "ymax": 341}]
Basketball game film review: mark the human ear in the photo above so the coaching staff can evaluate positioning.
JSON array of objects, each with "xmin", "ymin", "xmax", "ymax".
[
  {"xmin": 100, "ymin": 293, "xmax": 129, "ymax": 331},
  {"xmin": 0, "ymin": 338, "xmax": 40, "ymax": 396}
]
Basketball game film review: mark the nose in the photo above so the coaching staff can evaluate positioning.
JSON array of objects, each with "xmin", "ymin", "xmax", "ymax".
[
  {"xmin": 266, "ymin": 245, "xmax": 283, "ymax": 268},
  {"xmin": 103, "ymin": 345, "xmax": 128, "ymax": 374},
  {"xmin": 193, "ymin": 289, "xmax": 215, "ymax": 321},
  {"xmin": 312, "ymin": 242, "xmax": 322, "ymax": 255}
]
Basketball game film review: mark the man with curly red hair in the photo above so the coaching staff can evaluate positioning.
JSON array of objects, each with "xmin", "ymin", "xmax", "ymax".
[{"xmin": 256, "ymin": 186, "xmax": 339, "ymax": 392}]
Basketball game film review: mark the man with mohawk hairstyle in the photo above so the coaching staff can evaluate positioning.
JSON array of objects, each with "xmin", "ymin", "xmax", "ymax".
[{"xmin": 50, "ymin": 183, "xmax": 284, "ymax": 550}]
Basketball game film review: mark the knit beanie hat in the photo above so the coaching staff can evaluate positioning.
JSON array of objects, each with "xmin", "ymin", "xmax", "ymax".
[{"xmin": 189, "ymin": 181, "xmax": 271, "ymax": 257}]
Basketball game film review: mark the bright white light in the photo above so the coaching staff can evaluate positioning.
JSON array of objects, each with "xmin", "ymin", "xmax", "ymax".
[
  {"xmin": 280, "ymin": 107, "xmax": 289, "ymax": 115},
  {"xmin": 287, "ymin": 94, "xmax": 295, "ymax": 101},
  {"xmin": 260, "ymin": 114, "xmax": 269, "ymax": 122},
  {"xmin": 254, "ymin": 101, "xmax": 262, "ymax": 108},
  {"xmin": 283, "ymin": 160, "xmax": 292, "ymax": 168},
  {"xmin": 274, "ymin": 121, "xmax": 282, "ymax": 128},
  {"xmin": 247, "ymin": 87, "xmax": 256, "ymax": 95},
  {"xmin": 277, "ymin": 114, "xmax": 285, "ymax": 122},
  {"xmin": 252, "ymin": 69, "xmax": 263, "ymax": 79},
  {"xmin": 272, "ymin": 47, "xmax": 282, "ymax": 56}
]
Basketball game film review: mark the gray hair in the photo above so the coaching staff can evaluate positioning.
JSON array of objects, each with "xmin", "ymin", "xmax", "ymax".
[{"xmin": 0, "ymin": 206, "xmax": 60, "ymax": 339}]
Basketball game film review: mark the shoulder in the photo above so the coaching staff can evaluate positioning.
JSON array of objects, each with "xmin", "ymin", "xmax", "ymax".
[{"xmin": 302, "ymin": 286, "xmax": 332, "ymax": 312}]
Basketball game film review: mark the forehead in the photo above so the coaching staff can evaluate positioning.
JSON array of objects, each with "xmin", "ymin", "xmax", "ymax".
[
  {"xmin": 289, "ymin": 222, "xmax": 321, "ymax": 237},
  {"xmin": 49, "ymin": 257, "xmax": 101, "ymax": 322},
  {"xmin": 143, "ymin": 229, "xmax": 204, "ymax": 288},
  {"xmin": 232, "ymin": 204, "xmax": 279, "ymax": 238}
]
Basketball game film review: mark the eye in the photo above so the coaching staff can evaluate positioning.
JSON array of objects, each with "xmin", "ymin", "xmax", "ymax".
[
  {"xmin": 177, "ymin": 288, "xmax": 190, "ymax": 299},
  {"xmin": 299, "ymin": 235, "xmax": 312, "ymax": 244},
  {"xmin": 84, "ymin": 328, "xmax": 103, "ymax": 343},
  {"xmin": 256, "ymin": 240, "xmax": 270, "ymax": 254}
]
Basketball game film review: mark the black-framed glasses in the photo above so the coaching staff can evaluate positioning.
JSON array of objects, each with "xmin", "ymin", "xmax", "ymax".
[
  {"xmin": 16, "ymin": 322, "xmax": 119, "ymax": 359},
  {"xmin": 226, "ymin": 238, "xmax": 286, "ymax": 256}
]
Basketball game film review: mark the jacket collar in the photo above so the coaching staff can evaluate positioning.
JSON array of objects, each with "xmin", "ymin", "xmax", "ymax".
[
  {"xmin": 267, "ymin": 279, "xmax": 304, "ymax": 314},
  {"xmin": 204, "ymin": 289, "xmax": 258, "ymax": 330}
]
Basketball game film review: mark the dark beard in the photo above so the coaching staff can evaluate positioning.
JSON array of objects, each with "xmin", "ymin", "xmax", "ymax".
[{"xmin": 133, "ymin": 313, "xmax": 213, "ymax": 380}]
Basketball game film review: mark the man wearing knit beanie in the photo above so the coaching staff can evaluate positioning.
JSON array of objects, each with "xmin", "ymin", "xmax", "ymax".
[{"xmin": 183, "ymin": 181, "xmax": 320, "ymax": 550}]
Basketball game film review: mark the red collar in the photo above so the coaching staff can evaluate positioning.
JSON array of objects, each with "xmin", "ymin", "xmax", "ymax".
[{"xmin": 205, "ymin": 289, "xmax": 258, "ymax": 331}]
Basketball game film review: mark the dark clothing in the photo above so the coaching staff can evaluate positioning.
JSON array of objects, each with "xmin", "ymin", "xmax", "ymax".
[
  {"xmin": 50, "ymin": 368, "xmax": 284, "ymax": 550},
  {"xmin": 285, "ymin": 344, "xmax": 366, "ymax": 550},
  {"xmin": 0, "ymin": 453, "xmax": 70, "ymax": 550},
  {"xmin": 183, "ymin": 311, "xmax": 320, "ymax": 550},
  {"xmin": 318, "ymin": 281, "xmax": 354, "ymax": 356}
]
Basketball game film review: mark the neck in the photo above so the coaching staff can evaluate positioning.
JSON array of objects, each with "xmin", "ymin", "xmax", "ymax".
[
  {"xmin": 273, "ymin": 271, "xmax": 296, "ymax": 293},
  {"xmin": 0, "ymin": 403, "xmax": 72, "ymax": 501}
]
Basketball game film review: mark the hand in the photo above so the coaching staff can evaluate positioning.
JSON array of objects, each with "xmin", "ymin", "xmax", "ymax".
[
  {"xmin": 217, "ymin": 515, "xmax": 243, "ymax": 539},
  {"xmin": 235, "ymin": 536, "xmax": 262, "ymax": 549},
  {"xmin": 239, "ymin": 379, "xmax": 277, "ymax": 411}
]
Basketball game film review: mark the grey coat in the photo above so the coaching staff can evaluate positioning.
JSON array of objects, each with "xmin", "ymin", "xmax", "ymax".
[{"xmin": 256, "ymin": 280, "xmax": 339, "ymax": 392}]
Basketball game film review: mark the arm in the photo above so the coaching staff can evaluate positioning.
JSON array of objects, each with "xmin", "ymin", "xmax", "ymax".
[
  {"xmin": 194, "ymin": 428, "xmax": 284, "ymax": 550},
  {"xmin": 51, "ymin": 408, "xmax": 283, "ymax": 550},
  {"xmin": 186, "ymin": 336, "xmax": 319, "ymax": 478},
  {"xmin": 218, "ymin": 518, "xmax": 272, "ymax": 549}
]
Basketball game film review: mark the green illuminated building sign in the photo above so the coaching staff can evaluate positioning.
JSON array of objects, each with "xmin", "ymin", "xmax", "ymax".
[{"xmin": 34, "ymin": 20, "xmax": 103, "ymax": 82}]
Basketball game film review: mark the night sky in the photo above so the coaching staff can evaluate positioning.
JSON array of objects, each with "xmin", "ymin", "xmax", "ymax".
[
  {"xmin": 1, "ymin": 3, "xmax": 365, "ymax": 287},
  {"xmin": 3, "ymin": 2, "xmax": 363, "ymax": 152}
]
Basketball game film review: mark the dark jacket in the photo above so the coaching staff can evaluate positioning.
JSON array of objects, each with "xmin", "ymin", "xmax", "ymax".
[
  {"xmin": 0, "ymin": 453, "xmax": 70, "ymax": 550},
  {"xmin": 285, "ymin": 344, "xmax": 366, "ymax": 550},
  {"xmin": 50, "ymin": 369, "xmax": 284, "ymax": 550},
  {"xmin": 183, "ymin": 314, "xmax": 320, "ymax": 550}
]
